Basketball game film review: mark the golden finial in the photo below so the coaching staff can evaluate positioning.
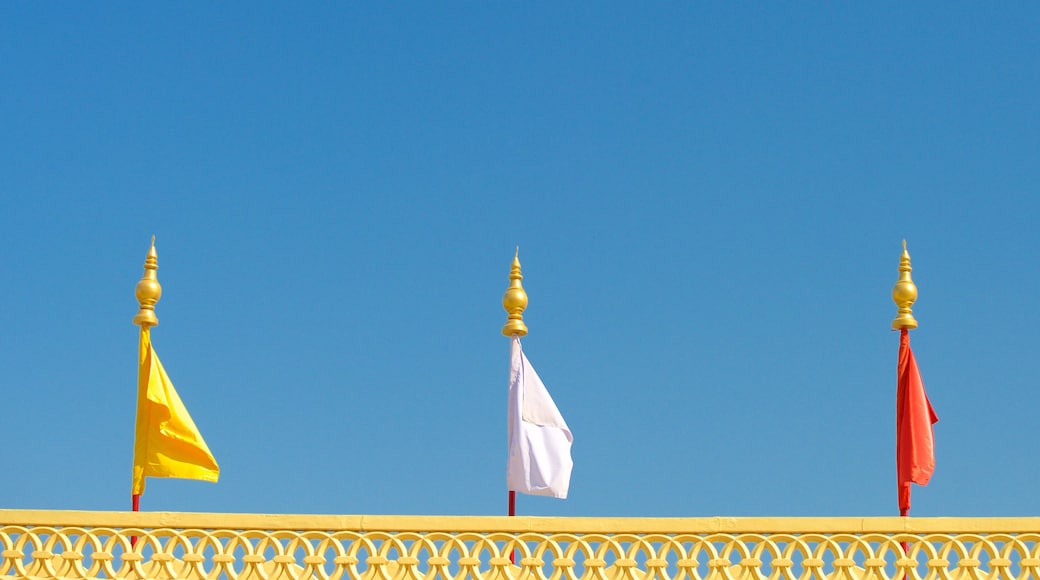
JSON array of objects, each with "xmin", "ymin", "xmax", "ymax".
[
  {"xmin": 891, "ymin": 239, "xmax": 918, "ymax": 330},
  {"xmin": 133, "ymin": 236, "xmax": 162, "ymax": 328},
  {"xmin": 502, "ymin": 247, "xmax": 528, "ymax": 337}
]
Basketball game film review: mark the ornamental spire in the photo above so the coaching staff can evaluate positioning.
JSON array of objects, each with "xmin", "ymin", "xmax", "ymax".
[
  {"xmin": 502, "ymin": 247, "xmax": 528, "ymax": 337},
  {"xmin": 891, "ymin": 240, "xmax": 918, "ymax": 330},
  {"xmin": 133, "ymin": 236, "xmax": 162, "ymax": 328}
]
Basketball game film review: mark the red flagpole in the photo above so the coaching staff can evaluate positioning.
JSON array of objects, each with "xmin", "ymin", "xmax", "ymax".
[
  {"xmin": 891, "ymin": 241, "xmax": 938, "ymax": 553},
  {"xmin": 893, "ymin": 241, "xmax": 917, "ymax": 523},
  {"xmin": 508, "ymin": 490, "xmax": 516, "ymax": 563},
  {"xmin": 898, "ymin": 332, "xmax": 909, "ymax": 553},
  {"xmin": 899, "ymin": 329, "xmax": 911, "ymax": 521},
  {"xmin": 502, "ymin": 248, "xmax": 527, "ymax": 567},
  {"xmin": 131, "ymin": 493, "xmax": 140, "ymax": 547}
]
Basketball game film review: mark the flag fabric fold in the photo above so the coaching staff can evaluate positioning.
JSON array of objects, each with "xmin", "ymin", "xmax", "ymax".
[
  {"xmin": 506, "ymin": 336, "xmax": 573, "ymax": 499},
  {"xmin": 132, "ymin": 328, "xmax": 219, "ymax": 495},
  {"xmin": 896, "ymin": 329, "xmax": 938, "ymax": 514}
]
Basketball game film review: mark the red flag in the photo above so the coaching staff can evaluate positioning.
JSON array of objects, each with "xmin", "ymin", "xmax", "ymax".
[{"xmin": 896, "ymin": 329, "xmax": 938, "ymax": 514}]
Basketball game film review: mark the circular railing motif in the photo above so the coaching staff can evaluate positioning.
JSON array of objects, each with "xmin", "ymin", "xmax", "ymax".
[{"xmin": 4, "ymin": 518, "xmax": 1040, "ymax": 580}]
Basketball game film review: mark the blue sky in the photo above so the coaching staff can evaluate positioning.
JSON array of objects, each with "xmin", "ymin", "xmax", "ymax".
[{"xmin": 2, "ymin": 4, "xmax": 1039, "ymax": 518}]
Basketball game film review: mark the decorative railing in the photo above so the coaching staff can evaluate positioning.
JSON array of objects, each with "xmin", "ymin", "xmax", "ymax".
[{"xmin": 3, "ymin": 511, "xmax": 1040, "ymax": 580}]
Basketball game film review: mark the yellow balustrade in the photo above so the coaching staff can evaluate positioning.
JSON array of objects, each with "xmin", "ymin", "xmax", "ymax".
[{"xmin": 3, "ymin": 511, "xmax": 1040, "ymax": 580}]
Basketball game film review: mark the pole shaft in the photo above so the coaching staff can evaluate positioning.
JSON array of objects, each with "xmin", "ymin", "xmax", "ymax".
[
  {"xmin": 131, "ymin": 494, "xmax": 140, "ymax": 547},
  {"xmin": 508, "ymin": 490, "xmax": 516, "ymax": 564}
]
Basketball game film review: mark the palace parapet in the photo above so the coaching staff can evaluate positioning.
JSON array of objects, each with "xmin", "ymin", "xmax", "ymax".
[{"xmin": 3, "ymin": 511, "xmax": 1040, "ymax": 580}]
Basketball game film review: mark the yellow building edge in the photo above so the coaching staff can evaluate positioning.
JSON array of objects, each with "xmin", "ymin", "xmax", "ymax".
[{"xmin": 3, "ymin": 510, "xmax": 1040, "ymax": 534}]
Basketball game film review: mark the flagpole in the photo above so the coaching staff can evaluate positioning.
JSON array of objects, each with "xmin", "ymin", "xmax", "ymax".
[
  {"xmin": 502, "ymin": 248, "xmax": 529, "ymax": 521},
  {"xmin": 890, "ymin": 240, "xmax": 915, "ymax": 552},
  {"xmin": 502, "ymin": 249, "xmax": 528, "ymax": 564},
  {"xmin": 890, "ymin": 240, "xmax": 931, "ymax": 580},
  {"xmin": 898, "ymin": 329, "xmax": 910, "ymax": 520},
  {"xmin": 128, "ymin": 236, "xmax": 160, "ymax": 548},
  {"xmin": 132, "ymin": 236, "xmax": 162, "ymax": 518},
  {"xmin": 892, "ymin": 240, "xmax": 919, "ymax": 519}
]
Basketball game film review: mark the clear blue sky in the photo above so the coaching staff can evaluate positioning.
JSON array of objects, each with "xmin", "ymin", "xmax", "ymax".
[{"xmin": 2, "ymin": 3, "xmax": 1038, "ymax": 518}]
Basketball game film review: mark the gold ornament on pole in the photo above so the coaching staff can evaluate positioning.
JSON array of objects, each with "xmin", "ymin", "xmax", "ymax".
[
  {"xmin": 891, "ymin": 240, "xmax": 918, "ymax": 330},
  {"xmin": 502, "ymin": 248, "xmax": 528, "ymax": 337},
  {"xmin": 133, "ymin": 236, "xmax": 162, "ymax": 328}
]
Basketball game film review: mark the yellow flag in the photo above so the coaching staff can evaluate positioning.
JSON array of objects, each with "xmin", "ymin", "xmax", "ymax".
[{"xmin": 132, "ymin": 328, "xmax": 219, "ymax": 495}]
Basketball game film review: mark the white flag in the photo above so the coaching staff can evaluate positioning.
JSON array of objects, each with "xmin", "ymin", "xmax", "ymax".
[{"xmin": 507, "ymin": 336, "xmax": 573, "ymax": 498}]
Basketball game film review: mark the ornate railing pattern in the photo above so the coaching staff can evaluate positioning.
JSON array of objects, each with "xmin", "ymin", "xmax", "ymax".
[{"xmin": 3, "ymin": 512, "xmax": 1040, "ymax": 580}]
